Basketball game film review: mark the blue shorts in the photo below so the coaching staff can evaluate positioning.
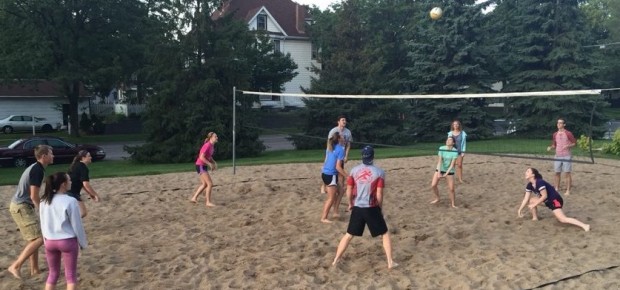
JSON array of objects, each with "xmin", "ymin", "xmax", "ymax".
[{"xmin": 196, "ymin": 165, "xmax": 209, "ymax": 174}]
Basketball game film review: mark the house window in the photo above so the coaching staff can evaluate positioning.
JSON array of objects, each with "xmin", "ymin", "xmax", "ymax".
[
  {"xmin": 273, "ymin": 40, "xmax": 281, "ymax": 53},
  {"xmin": 257, "ymin": 14, "xmax": 267, "ymax": 30}
]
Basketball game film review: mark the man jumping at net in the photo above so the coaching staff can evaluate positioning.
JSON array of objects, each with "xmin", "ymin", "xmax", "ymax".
[{"xmin": 547, "ymin": 118, "xmax": 576, "ymax": 195}]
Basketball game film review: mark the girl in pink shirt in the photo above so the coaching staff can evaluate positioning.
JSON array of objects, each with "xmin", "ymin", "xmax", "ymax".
[{"xmin": 191, "ymin": 132, "xmax": 218, "ymax": 207}]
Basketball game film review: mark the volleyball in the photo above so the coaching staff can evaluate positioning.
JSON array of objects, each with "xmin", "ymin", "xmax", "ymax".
[{"xmin": 430, "ymin": 7, "xmax": 443, "ymax": 20}]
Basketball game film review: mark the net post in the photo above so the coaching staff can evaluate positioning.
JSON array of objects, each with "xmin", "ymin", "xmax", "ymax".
[
  {"xmin": 233, "ymin": 86, "xmax": 236, "ymax": 175},
  {"xmin": 588, "ymin": 101, "xmax": 596, "ymax": 164}
]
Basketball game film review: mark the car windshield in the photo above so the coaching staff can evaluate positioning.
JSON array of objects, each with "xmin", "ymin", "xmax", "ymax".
[{"xmin": 8, "ymin": 139, "xmax": 25, "ymax": 149}]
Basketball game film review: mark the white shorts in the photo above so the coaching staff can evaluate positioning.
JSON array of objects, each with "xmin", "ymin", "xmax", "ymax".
[{"xmin": 554, "ymin": 156, "xmax": 572, "ymax": 173}]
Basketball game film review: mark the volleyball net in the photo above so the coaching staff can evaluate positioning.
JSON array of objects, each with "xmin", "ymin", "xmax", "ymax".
[{"xmin": 235, "ymin": 88, "xmax": 620, "ymax": 167}]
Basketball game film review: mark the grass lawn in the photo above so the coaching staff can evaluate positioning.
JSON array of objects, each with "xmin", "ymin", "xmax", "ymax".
[{"xmin": 1, "ymin": 137, "xmax": 617, "ymax": 186}]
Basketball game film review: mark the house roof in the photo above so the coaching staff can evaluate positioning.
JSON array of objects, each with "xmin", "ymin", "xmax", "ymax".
[
  {"xmin": 0, "ymin": 80, "xmax": 89, "ymax": 98},
  {"xmin": 214, "ymin": 0, "xmax": 311, "ymax": 38}
]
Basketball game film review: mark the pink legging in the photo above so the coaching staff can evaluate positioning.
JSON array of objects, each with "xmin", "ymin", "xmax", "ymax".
[{"xmin": 45, "ymin": 237, "xmax": 79, "ymax": 285}]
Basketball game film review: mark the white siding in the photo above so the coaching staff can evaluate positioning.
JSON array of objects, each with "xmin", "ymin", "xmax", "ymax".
[
  {"xmin": 0, "ymin": 97, "xmax": 90, "ymax": 126},
  {"xmin": 280, "ymin": 39, "xmax": 320, "ymax": 107},
  {"xmin": 0, "ymin": 98, "xmax": 64, "ymax": 122}
]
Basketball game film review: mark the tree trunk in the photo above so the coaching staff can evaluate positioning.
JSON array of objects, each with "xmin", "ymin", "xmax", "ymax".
[{"xmin": 64, "ymin": 80, "xmax": 82, "ymax": 137}]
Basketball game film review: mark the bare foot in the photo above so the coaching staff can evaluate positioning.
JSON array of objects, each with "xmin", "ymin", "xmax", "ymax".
[
  {"xmin": 321, "ymin": 219, "xmax": 333, "ymax": 224},
  {"xmin": 8, "ymin": 266, "xmax": 22, "ymax": 279},
  {"xmin": 430, "ymin": 199, "xmax": 439, "ymax": 204},
  {"xmin": 333, "ymin": 213, "xmax": 340, "ymax": 219},
  {"xmin": 458, "ymin": 180, "xmax": 464, "ymax": 184},
  {"xmin": 532, "ymin": 217, "xmax": 539, "ymax": 221},
  {"xmin": 388, "ymin": 261, "xmax": 399, "ymax": 269},
  {"xmin": 451, "ymin": 204, "xmax": 458, "ymax": 208},
  {"xmin": 30, "ymin": 269, "xmax": 41, "ymax": 276},
  {"xmin": 189, "ymin": 199, "xmax": 197, "ymax": 204},
  {"xmin": 584, "ymin": 224, "xmax": 590, "ymax": 232},
  {"xmin": 205, "ymin": 202, "xmax": 216, "ymax": 207},
  {"xmin": 565, "ymin": 191, "xmax": 571, "ymax": 196}
]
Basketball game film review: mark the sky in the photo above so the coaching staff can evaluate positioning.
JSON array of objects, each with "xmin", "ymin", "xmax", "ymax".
[
  {"xmin": 295, "ymin": 0, "xmax": 340, "ymax": 10},
  {"xmin": 295, "ymin": 0, "xmax": 494, "ymax": 12}
]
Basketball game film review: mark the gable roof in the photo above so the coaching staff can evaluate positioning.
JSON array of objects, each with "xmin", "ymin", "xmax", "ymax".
[
  {"xmin": 214, "ymin": 0, "xmax": 311, "ymax": 38},
  {"xmin": 0, "ymin": 80, "xmax": 89, "ymax": 98}
]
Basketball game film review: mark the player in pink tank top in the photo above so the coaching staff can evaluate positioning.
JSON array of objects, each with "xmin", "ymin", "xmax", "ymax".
[{"xmin": 190, "ymin": 132, "xmax": 219, "ymax": 207}]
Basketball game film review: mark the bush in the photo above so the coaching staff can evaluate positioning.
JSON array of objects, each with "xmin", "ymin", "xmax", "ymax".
[
  {"xmin": 79, "ymin": 112, "xmax": 91, "ymax": 134},
  {"xmin": 576, "ymin": 135, "xmax": 591, "ymax": 151},
  {"xmin": 601, "ymin": 129, "xmax": 620, "ymax": 156}
]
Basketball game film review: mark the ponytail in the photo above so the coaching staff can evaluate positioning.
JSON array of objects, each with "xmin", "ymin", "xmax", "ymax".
[
  {"xmin": 40, "ymin": 172, "xmax": 69, "ymax": 204},
  {"xmin": 69, "ymin": 150, "xmax": 89, "ymax": 174}
]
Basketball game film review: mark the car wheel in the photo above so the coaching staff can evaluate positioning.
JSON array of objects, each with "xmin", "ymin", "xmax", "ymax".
[
  {"xmin": 42, "ymin": 124, "xmax": 52, "ymax": 132},
  {"xmin": 14, "ymin": 157, "xmax": 28, "ymax": 168},
  {"xmin": 2, "ymin": 126, "xmax": 13, "ymax": 134}
]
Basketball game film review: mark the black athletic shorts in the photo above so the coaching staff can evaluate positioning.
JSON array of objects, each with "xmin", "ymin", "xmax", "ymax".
[
  {"xmin": 545, "ymin": 196, "xmax": 564, "ymax": 210},
  {"xmin": 347, "ymin": 206, "xmax": 388, "ymax": 237},
  {"xmin": 321, "ymin": 173, "xmax": 338, "ymax": 186}
]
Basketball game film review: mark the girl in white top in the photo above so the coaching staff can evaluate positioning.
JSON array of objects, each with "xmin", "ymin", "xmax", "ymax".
[{"xmin": 40, "ymin": 172, "xmax": 87, "ymax": 290}]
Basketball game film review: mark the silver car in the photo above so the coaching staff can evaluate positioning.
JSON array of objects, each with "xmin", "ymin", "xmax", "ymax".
[{"xmin": 0, "ymin": 115, "xmax": 61, "ymax": 134}]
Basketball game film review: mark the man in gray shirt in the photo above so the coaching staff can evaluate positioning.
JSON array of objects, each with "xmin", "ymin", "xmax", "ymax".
[{"xmin": 8, "ymin": 145, "xmax": 54, "ymax": 279}]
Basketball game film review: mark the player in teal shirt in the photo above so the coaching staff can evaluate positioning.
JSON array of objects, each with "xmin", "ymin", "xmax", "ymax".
[{"xmin": 431, "ymin": 136, "xmax": 459, "ymax": 208}]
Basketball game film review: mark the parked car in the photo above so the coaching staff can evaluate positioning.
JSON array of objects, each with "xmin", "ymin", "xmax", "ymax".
[
  {"xmin": 0, "ymin": 136, "xmax": 105, "ymax": 167},
  {"xmin": 493, "ymin": 119, "xmax": 518, "ymax": 136},
  {"xmin": 0, "ymin": 115, "xmax": 62, "ymax": 134}
]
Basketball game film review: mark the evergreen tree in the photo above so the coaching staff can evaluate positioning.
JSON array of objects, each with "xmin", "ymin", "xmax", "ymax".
[
  {"xmin": 128, "ymin": 0, "xmax": 297, "ymax": 162},
  {"xmin": 293, "ymin": 0, "xmax": 415, "ymax": 149},
  {"xmin": 493, "ymin": 0, "xmax": 608, "ymax": 137},
  {"xmin": 405, "ymin": 0, "xmax": 493, "ymax": 141}
]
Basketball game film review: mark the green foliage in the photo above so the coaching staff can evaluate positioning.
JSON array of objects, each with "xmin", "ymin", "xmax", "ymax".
[
  {"xmin": 405, "ymin": 1, "xmax": 494, "ymax": 141},
  {"xmin": 0, "ymin": 0, "xmax": 153, "ymax": 137},
  {"xmin": 487, "ymin": 0, "xmax": 610, "ymax": 138},
  {"xmin": 79, "ymin": 112, "xmax": 92, "ymax": 134},
  {"xmin": 127, "ymin": 0, "xmax": 297, "ymax": 163},
  {"xmin": 577, "ymin": 134, "xmax": 592, "ymax": 151},
  {"xmin": 601, "ymin": 129, "xmax": 620, "ymax": 155}
]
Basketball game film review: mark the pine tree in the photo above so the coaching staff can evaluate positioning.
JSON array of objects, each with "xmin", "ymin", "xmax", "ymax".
[{"xmin": 405, "ymin": 0, "xmax": 493, "ymax": 141}]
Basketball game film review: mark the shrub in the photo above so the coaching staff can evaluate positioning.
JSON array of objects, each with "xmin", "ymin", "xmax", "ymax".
[
  {"xmin": 576, "ymin": 135, "xmax": 591, "ymax": 151},
  {"xmin": 601, "ymin": 129, "xmax": 620, "ymax": 156}
]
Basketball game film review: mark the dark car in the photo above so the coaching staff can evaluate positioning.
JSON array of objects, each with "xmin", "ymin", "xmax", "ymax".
[{"xmin": 0, "ymin": 136, "xmax": 106, "ymax": 167}]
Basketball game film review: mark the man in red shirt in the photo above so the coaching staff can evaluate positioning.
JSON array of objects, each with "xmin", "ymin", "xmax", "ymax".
[{"xmin": 547, "ymin": 118, "xmax": 576, "ymax": 195}]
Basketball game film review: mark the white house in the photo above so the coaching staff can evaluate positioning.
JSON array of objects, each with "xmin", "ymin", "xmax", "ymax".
[
  {"xmin": 215, "ymin": 0, "xmax": 320, "ymax": 108},
  {"xmin": 0, "ymin": 80, "xmax": 91, "ymax": 129}
]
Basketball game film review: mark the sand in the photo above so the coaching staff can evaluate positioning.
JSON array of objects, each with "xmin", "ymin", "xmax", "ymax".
[{"xmin": 1, "ymin": 155, "xmax": 620, "ymax": 289}]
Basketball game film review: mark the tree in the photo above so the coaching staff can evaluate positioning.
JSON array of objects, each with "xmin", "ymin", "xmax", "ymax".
[
  {"xmin": 489, "ymin": 0, "xmax": 609, "ymax": 137},
  {"xmin": 293, "ymin": 0, "xmax": 415, "ymax": 149},
  {"xmin": 405, "ymin": 0, "xmax": 494, "ymax": 141},
  {"xmin": 0, "ymin": 0, "xmax": 152, "ymax": 136},
  {"xmin": 128, "ymin": 0, "xmax": 297, "ymax": 163}
]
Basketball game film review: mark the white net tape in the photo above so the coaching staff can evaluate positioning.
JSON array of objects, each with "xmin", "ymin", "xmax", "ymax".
[{"xmin": 241, "ymin": 89, "xmax": 602, "ymax": 99}]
